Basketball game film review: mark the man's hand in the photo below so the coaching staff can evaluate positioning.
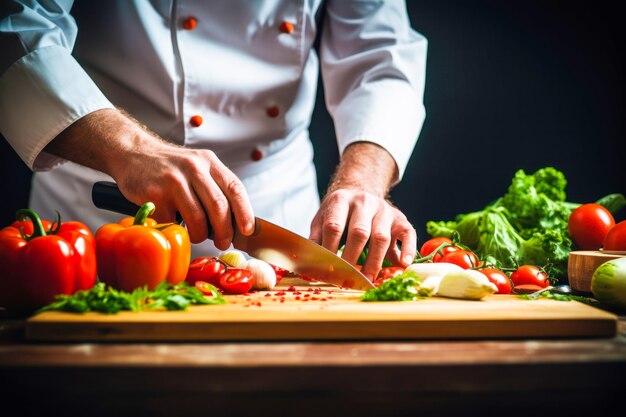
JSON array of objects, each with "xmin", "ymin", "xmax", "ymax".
[
  {"xmin": 309, "ymin": 142, "xmax": 417, "ymax": 281},
  {"xmin": 44, "ymin": 108, "xmax": 255, "ymax": 247}
]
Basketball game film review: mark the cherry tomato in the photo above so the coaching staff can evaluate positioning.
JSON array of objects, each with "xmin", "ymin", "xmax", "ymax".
[
  {"xmin": 185, "ymin": 257, "xmax": 227, "ymax": 286},
  {"xmin": 432, "ymin": 245, "xmax": 461, "ymax": 262},
  {"xmin": 373, "ymin": 266, "xmax": 405, "ymax": 287},
  {"xmin": 438, "ymin": 250, "xmax": 478, "ymax": 269},
  {"xmin": 194, "ymin": 280, "xmax": 222, "ymax": 296},
  {"xmin": 219, "ymin": 268, "xmax": 253, "ymax": 294},
  {"xmin": 603, "ymin": 220, "xmax": 626, "ymax": 251},
  {"xmin": 568, "ymin": 203, "xmax": 615, "ymax": 250},
  {"xmin": 420, "ymin": 237, "xmax": 452, "ymax": 257},
  {"xmin": 510, "ymin": 265, "xmax": 550, "ymax": 288},
  {"xmin": 477, "ymin": 268, "xmax": 512, "ymax": 294}
]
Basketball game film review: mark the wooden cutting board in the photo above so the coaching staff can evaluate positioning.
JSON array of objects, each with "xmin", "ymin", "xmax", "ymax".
[{"xmin": 25, "ymin": 278, "xmax": 617, "ymax": 342}]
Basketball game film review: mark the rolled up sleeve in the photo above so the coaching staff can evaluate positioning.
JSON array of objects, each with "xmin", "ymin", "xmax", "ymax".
[
  {"xmin": 0, "ymin": 0, "xmax": 113, "ymax": 171},
  {"xmin": 321, "ymin": 0, "xmax": 427, "ymax": 181}
]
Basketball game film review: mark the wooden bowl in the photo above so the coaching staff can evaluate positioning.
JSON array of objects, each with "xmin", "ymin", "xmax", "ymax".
[{"xmin": 568, "ymin": 250, "xmax": 626, "ymax": 292}]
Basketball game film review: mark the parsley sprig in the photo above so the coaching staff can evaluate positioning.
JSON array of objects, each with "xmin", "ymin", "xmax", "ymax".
[
  {"xmin": 361, "ymin": 271, "xmax": 425, "ymax": 302},
  {"xmin": 36, "ymin": 281, "xmax": 226, "ymax": 314}
]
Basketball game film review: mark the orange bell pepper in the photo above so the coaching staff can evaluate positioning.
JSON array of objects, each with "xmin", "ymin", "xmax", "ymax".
[{"xmin": 95, "ymin": 202, "xmax": 191, "ymax": 292}]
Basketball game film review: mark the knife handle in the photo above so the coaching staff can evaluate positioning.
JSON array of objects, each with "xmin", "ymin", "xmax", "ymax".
[{"xmin": 92, "ymin": 181, "xmax": 183, "ymax": 224}]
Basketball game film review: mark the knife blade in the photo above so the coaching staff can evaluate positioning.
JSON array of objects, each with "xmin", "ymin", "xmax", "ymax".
[{"xmin": 92, "ymin": 181, "xmax": 374, "ymax": 291}]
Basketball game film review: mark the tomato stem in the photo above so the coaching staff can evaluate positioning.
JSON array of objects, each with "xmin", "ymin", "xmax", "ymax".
[
  {"xmin": 133, "ymin": 202, "xmax": 156, "ymax": 226},
  {"xmin": 15, "ymin": 208, "xmax": 47, "ymax": 240},
  {"xmin": 412, "ymin": 242, "xmax": 452, "ymax": 263}
]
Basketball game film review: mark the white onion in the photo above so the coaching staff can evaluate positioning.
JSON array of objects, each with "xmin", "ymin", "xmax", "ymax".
[
  {"xmin": 405, "ymin": 262, "xmax": 463, "ymax": 280},
  {"xmin": 437, "ymin": 270, "xmax": 497, "ymax": 300},
  {"xmin": 218, "ymin": 249, "xmax": 247, "ymax": 268}
]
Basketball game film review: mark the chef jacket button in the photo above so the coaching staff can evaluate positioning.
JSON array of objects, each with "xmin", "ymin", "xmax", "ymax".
[
  {"xmin": 278, "ymin": 21, "xmax": 295, "ymax": 34},
  {"xmin": 189, "ymin": 115, "xmax": 203, "ymax": 127},
  {"xmin": 250, "ymin": 148, "xmax": 263, "ymax": 161},
  {"xmin": 183, "ymin": 17, "xmax": 197, "ymax": 30},
  {"xmin": 266, "ymin": 106, "xmax": 280, "ymax": 118}
]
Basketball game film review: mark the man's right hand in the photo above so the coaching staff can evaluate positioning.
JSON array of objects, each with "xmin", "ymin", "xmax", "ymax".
[{"xmin": 44, "ymin": 108, "xmax": 255, "ymax": 247}]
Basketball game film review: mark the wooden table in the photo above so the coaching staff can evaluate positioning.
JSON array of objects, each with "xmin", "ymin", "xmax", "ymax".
[{"xmin": 1, "ymin": 314, "xmax": 625, "ymax": 417}]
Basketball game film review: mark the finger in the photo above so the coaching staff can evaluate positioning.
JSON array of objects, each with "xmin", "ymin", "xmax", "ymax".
[
  {"xmin": 151, "ymin": 201, "xmax": 177, "ymax": 224},
  {"xmin": 360, "ymin": 209, "xmax": 393, "ymax": 280},
  {"xmin": 309, "ymin": 211, "xmax": 323, "ymax": 244},
  {"xmin": 192, "ymin": 176, "xmax": 233, "ymax": 250},
  {"xmin": 392, "ymin": 215, "xmax": 417, "ymax": 266},
  {"xmin": 320, "ymin": 194, "xmax": 351, "ymax": 255},
  {"xmin": 384, "ymin": 239, "xmax": 403, "ymax": 266},
  {"xmin": 173, "ymin": 182, "xmax": 210, "ymax": 244},
  {"xmin": 341, "ymin": 198, "xmax": 377, "ymax": 266},
  {"xmin": 210, "ymin": 160, "xmax": 255, "ymax": 236}
]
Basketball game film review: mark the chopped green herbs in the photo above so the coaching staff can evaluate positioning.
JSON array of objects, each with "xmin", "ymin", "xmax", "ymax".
[
  {"xmin": 517, "ymin": 287, "xmax": 596, "ymax": 305},
  {"xmin": 361, "ymin": 271, "xmax": 425, "ymax": 302},
  {"xmin": 36, "ymin": 281, "xmax": 225, "ymax": 314}
]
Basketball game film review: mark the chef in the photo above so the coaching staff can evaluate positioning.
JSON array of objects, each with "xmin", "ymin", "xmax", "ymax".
[{"xmin": 0, "ymin": 0, "xmax": 427, "ymax": 281}]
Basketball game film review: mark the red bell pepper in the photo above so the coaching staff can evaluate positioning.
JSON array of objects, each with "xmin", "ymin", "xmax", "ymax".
[{"xmin": 0, "ymin": 209, "xmax": 97, "ymax": 310}]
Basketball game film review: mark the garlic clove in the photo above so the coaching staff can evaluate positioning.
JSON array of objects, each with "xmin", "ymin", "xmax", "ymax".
[{"xmin": 245, "ymin": 258, "xmax": 277, "ymax": 290}]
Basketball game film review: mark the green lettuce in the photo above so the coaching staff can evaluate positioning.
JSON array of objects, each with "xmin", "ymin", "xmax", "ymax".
[{"xmin": 426, "ymin": 167, "xmax": 623, "ymax": 282}]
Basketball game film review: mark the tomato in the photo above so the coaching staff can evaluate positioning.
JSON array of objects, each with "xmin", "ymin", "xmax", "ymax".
[
  {"xmin": 185, "ymin": 257, "xmax": 227, "ymax": 286},
  {"xmin": 219, "ymin": 268, "xmax": 253, "ymax": 294},
  {"xmin": 432, "ymin": 245, "xmax": 461, "ymax": 262},
  {"xmin": 512, "ymin": 284, "xmax": 546, "ymax": 294},
  {"xmin": 438, "ymin": 250, "xmax": 478, "ymax": 269},
  {"xmin": 269, "ymin": 263, "xmax": 290, "ymax": 282},
  {"xmin": 510, "ymin": 265, "xmax": 550, "ymax": 288},
  {"xmin": 603, "ymin": 220, "xmax": 626, "ymax": 251},
  {"xmin": 477, "ymin": 268, "xmax": 512, "ymax": 294},
  {"xmin": 568, "ymin": 203, "xmax": 615, "ymax": 250},
  {"xmin": 373, "ymin": 266, "xmax": 405, "ymax": 286},
  {"xmin": 194, "ymin": 280, "xmax": 222, "ymax": 296},
  {"xmin": 420, "ymin": 237, "xmax": 452, "ymax": 257}
]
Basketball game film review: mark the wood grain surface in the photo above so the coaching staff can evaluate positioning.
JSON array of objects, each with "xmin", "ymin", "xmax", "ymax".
[
  {"xmin": 25, "ymin": 278, "xmax": 617, "ymax": 341},
  {"xmin": 568, "ymin": 250, "xmax": 626, "ymax": 292}
]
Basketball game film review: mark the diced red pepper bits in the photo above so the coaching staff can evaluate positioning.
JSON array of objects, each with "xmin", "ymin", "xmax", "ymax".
[{"xmin": 287, "ymin": 285, "xmax": 296, "ymax": 291}]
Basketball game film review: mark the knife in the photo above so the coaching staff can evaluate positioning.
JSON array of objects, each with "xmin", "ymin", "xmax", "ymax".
[{"xmin": 91, "ymin": 181, "xmax": 374, "ymax": 291}]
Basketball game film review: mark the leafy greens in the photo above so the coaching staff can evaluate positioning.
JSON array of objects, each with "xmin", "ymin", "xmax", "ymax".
[
  {"xmin": 37, "ymin": 281, "xmax": 226, "ymax": 314},
  {"xmin": 361, "ymin": 271, "xmax": 425, "ymax": 302},
  {"xmin": 426, "ymin": 167, "xmax": 625, "ymax": 282}
]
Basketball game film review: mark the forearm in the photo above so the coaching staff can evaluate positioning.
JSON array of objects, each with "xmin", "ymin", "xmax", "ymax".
[
  {"xmin": 326, "ymin": 142, "xmax": 398, "ymax": 198},
  {"xmin": 43, "ymin": 107, "xmax": 255, "ymax": 244},
  {"xmin": 43, "ymin": 108, "xmax": 169, "ymax": 179}
]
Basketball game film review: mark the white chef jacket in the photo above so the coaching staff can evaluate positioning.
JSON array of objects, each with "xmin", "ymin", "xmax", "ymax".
[{"xmin": 0, "ymin": 0, "xmax": 427, "ymax": 258}]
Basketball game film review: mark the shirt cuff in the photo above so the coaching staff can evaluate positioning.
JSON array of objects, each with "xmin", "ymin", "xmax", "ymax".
[
  {"xmin": 0, "ymin": 45, "xmax": 114, "ymax": 171},
  {"xmin": 333, "ymin": 79, "xmax": 426, "ymax": 182}
]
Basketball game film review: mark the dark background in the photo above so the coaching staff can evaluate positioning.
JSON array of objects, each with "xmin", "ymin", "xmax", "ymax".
[{"xmin": 1, "ymin": 0, "xmax": 625, "ymax": 243}]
